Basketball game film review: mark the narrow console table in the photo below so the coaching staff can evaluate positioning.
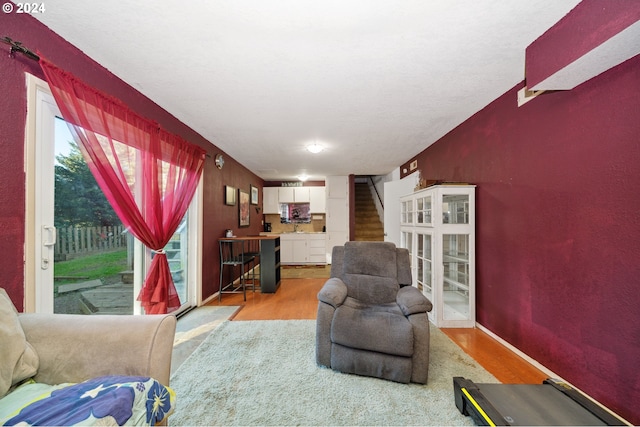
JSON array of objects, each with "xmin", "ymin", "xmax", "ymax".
[{"xmin": 222, "ymin": 235, "xmax": 281, "ymax": 293}]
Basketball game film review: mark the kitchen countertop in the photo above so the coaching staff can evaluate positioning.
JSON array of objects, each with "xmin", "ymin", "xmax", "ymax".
[{"xmin": 260, "ymin": 231, "xmax": 326, "ymax": 235}]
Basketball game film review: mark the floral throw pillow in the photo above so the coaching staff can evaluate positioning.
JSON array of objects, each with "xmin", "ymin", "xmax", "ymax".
[{"xmin": 3, "ymin": 375, "xmax": 175, "ymax": 426}]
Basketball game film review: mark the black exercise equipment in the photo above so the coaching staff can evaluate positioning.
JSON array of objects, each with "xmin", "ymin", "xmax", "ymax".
[{"xmin": 453, "ymin": 377, "xmax": 627, "ymax": 426}]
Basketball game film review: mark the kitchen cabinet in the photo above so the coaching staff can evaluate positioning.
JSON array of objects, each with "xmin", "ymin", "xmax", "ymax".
[
  {"xmin": 327, "ymin": 175, "xmax": 348, "ymax": 199},
  {"xmin": 280, "ymin": 233, "xmax": 327, "ymax": 265},
  {"xmin": 265, "ymin": 186, "xmax": 325, "ymax": 211},
  {"xmin": 279, "ymin": 187, "xmax": 310, "ymax": 203},
  {"xmin": 325, "ymin": 176, "xmax": 349, "ymax": 260},
  {"xmin": 263, "ymin": 187, "xmax": 280, "ymax": 214},
  {"xmin": 307, "ymin": 234, "xmax": 327, "ymax": 263},
  {"xmin": 294, "ymin": 187, "xmax": 310, "ymax": 202},
  {"xmin": 400, "ymin": 185, "xmax": 476, "ymax": 328},
  {"xmin": 278, "ymin": 187, "xmax": 295, "ymax": 203},
  {"xmin": 309, "ymin": 186, "xmax": 326, "ymax": 213}
]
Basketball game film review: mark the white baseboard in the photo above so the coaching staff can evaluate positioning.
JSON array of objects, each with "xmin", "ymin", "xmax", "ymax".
[
  {"xmin": 475, "ymin": 323, "xmax": 560, "ymax": 379},
  {"xmin": 476, "ymin": 322, "xmax": 632, "ymax": 425}
]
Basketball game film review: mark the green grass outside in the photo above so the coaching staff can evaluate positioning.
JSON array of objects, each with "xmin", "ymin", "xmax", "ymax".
[{"xmin": 54, "ymin": 249, "xmax": 128, "ymax": 290}]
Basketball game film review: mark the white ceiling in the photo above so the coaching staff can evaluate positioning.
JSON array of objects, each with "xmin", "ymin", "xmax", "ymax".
[{"xmin": 33, "ymin": 0, "xmax": 580, "ymax": 181}]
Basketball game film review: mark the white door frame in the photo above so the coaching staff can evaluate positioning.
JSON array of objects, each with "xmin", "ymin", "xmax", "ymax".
[{"xmin": 24, "ymin": 74, "xmax": 58, "ymax": 313}]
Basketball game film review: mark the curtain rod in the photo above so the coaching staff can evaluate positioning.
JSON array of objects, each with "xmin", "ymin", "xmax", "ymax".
[{"xmin": 2, "ymin": 36, "xmax": 40, "ymax": 61}]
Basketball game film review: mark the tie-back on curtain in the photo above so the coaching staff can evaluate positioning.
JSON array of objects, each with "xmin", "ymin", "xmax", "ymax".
[{"xmin": 39, "ymin": 57, "xmax": 206, "ymax": 314}]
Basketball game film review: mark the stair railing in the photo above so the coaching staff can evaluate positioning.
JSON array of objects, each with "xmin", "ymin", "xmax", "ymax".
[{"xmin": 368, "ymin": 175, "xmax": 384, "ymax": 210}]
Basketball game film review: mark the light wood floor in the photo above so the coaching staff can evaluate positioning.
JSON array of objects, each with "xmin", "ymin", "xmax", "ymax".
[{"xmin": 206, "ymin": 274, "xmax": 548, "ymax": 384}]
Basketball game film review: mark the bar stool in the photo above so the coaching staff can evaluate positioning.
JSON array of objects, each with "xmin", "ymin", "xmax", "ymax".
[
  {"xmin": 244, "ymin": 239, "xmax": 261, "ymax": 292},
  {"xmin": 219, "ymin": 239, "xmax": 256, "ymax": 301}
]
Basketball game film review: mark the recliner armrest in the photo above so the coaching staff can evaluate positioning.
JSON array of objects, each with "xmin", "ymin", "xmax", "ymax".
[
  {"xmin": 396, "ymin": 286, "xmax": 433, "ymax": 316},
  {"xmin": 317, "ymin": 278, "xmax": 348, "ymax": 308}
]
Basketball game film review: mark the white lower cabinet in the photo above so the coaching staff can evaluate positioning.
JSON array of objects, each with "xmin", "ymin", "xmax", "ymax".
[
  {"xmin": 280, "ymin": 233, "xmax": 327, "ymax": 265},
  {"xmin": 400, "ymin": 185, "xmax": 476, "ymax": 328},
  {"xmin": 307, "ymin": 234, "xmax": 327, "ymax": 263}
]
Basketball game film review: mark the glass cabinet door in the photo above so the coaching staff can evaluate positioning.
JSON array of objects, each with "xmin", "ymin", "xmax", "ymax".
[
  {"xmin": 442, "ymin": 234, "xmax": 470, "ymax": 321},
  {"xmin": 416, "ymin": 194, "xmax": 432, "ymax": 225},
  {"xmin": 442, "ymin": 194, "xmax": 470, "ymax": 224},
  {"xmin": 400, "ymin": 199, "xmax": 414, "ymax": 225},
  {"xmin": 416, "ymin": 232, "xmax": 433, "ymax": 304},
  {"xmin": 401, "ymin": 230, "xmax": 413, "ymax": 258}
]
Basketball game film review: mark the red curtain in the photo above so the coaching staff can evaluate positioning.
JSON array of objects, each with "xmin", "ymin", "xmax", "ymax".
[{"xmin": 40, "ymin": 58, "xmax": 206, "ymax": 314}]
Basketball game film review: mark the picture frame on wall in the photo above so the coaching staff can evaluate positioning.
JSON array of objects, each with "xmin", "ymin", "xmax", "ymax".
[
  {"xmin": 239, "ymin": 189, "xmax": 250, "ymax": 227},
  {"xmin": 225, "ymin": 186, "xmax": 236, "ymax": 206},
  {"xmin": 250, "ymin": 185, "xmax": 259, "ymax": 205}
]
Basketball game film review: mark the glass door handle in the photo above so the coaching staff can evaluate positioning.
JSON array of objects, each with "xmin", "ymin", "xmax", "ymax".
[{"xmin": 41, "ymin": 225, "xmax": 56, "ymax": 269}]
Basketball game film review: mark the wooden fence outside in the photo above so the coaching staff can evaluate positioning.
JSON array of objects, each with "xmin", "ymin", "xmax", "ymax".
[{"xmin": 55, "ymin": 225, "xmax": 128, "ymax": 257}]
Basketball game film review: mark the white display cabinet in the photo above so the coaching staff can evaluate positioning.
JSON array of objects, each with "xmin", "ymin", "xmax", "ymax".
[{"xmin": 400, "ymin": 185, "xmax": 475, "ymax": 328}]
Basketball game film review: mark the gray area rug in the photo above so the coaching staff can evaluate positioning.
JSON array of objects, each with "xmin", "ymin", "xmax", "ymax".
[{"xmin": 169, "ymin": 320, "xmax": 498, "ymax": 426}]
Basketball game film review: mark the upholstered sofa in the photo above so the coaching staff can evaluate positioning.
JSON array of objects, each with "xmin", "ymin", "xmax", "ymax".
[
  {"xmin": 0, "ymin": 288, "xmax": 176, "ymax": 426},
  {"xmin": 316, "ymin": 241, "xmax": 433, "ymax": 384}
]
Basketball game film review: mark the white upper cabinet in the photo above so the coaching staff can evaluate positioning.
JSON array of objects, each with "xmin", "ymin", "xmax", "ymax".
[
  {"xmin": 278, "ymin": 187, "xmax": 295, "ymax": 203},
  {"xmin": 326, "ymin": 175, "xmax": 348, "ymax": 199},
  {"xmin": 263, "ymin": 187, "xmax": 280, "ymax": 214},
  {"xmin": 294, "ymin": 187, "xmax": 310, "ymax": 202},
  {"xmin": 309, "ymin": 187, "xmax": 326, "ymax": 212},
  {"xmin": 264, "ymin": 185, "xmax": 326, "ymax": 213},
  {"xmin": 279, "ymin": 187, "xmax": 310, "ymax": 203}
]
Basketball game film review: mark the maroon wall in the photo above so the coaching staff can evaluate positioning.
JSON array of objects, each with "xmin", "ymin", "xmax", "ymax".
[
  {"xmin": 526, "ymin": 0, "xmax": 640, "ymax": 87},
  {"xmin": 401, "ymin": 54, "xmax": 640, "ymax": 423},
  {"xmin": 0, "ymin": 12, "xmax": 264, "ymax": 309}
]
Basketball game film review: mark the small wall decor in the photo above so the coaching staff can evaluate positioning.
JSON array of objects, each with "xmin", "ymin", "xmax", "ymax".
[
  {"xmin": 225, "ymin": 186, "xmax": 236, "ymax": 205},
  {"xmin": 250, "ymin": 185, "xmax": 259, "ymax": 205},
  {"xmin": 215, "ymin": 154, "xmax": 225, "ymax": 169},
  {"xmin": 239, "ymin": 189, "xmax": 250, "ymax": 227}
]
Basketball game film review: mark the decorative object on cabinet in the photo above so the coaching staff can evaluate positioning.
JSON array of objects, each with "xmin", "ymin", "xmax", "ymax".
[
  {"xmin": 225, "ymin": 185, "xmax": 236, "ymax": 206},
  {"xmin": 400, "ymin": 184, "xmax": 476, "ymax": 328},
  {"xmin": 239, "ymin": 189, "xmax": 250, "ymax": 227},
  {"xmin": 215, "ymin": 153, "xmax": 225, "ymax": 169},
  {"xmin": 250, "ymin": 185, "xmax": 259, "ymax": 205},
  {"xmin": 316, "ymin": 242, "xmax": 432, "ymax": 384},
  {"xmin": 414, "ymin": 171, "xmax": 441, "ymax": 191}
]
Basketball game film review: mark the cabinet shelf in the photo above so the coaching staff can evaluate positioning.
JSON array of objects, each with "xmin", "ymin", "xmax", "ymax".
[
  {"xmin": 443, "ymin": 276, "xmax": 469, "ymax": 292},
  {"xmin": 443, "ymin": 252, "xmax": 469, "ymax": 263}
]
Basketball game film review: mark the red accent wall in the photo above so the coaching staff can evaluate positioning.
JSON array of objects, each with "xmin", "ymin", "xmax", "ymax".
[
  {"xmin": 0, "ymin": 12, "xmax": 264, "ymax": 310},
  {"xmin": 526, "ymin": 0, "xmax": 640, "ymax": 87},
  {"xmin": 401, "ymin": 54, "xmax": 640, "ymax": 423}
]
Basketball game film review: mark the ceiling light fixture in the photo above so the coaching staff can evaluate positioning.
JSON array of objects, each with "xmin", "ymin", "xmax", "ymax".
[
  {"xmin": 298, "ymin": 174, "xmax": 309, "ymax": 181},
  {"xmin": 306, "ymin": 143, "xmax": 323, "ymax": 154}
]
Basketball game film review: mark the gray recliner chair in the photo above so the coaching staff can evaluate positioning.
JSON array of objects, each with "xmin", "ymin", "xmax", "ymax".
[{"xmin": 316, "ymin": 241, "xmax": 433, "ymax": 384}]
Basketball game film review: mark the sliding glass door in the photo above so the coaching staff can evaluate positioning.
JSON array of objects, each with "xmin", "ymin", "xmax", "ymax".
[{"xmin": 25, "ymin": 74, "xmax": 200, "ymax": 314}]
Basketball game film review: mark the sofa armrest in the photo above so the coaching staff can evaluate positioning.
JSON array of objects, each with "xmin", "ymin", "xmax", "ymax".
[
  {"xmin": 396, "ymin": 286, "xmax": 433, "ymax": 316},
  {"xmin": 18, "ymin": 313, "xmax": 176, "ymax": 387},
  {"xmin": 317, "ymin": 277, "xmax": 348, "ymax": 308}
]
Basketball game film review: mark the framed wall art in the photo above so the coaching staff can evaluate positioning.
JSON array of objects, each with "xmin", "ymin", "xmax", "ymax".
[
  {"xmin": 225, "ymin": 186, "xmax": 236, "ymax": 206},
  {"xmin": 250, "ymin": 185, "xmax": 259, "ymax": 205},
  {"xmin": 239, "ymin": 189, "xmax": 250, "ymax": 227}
]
